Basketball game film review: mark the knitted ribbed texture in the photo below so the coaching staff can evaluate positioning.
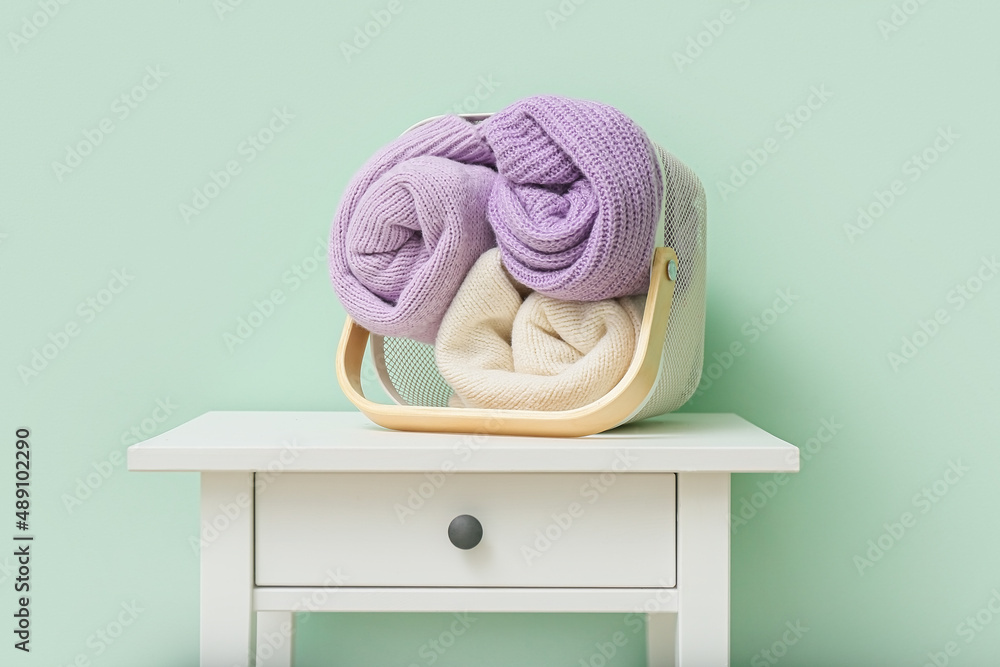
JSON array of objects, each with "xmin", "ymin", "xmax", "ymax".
[
  {"xmin": 328, "ymin": 116, "xmax": 497, "ymax": 343},
  {"xmin": 435, "ymin": 249, "xmax": 644, "ymax": 411},
  {"xmin": 481, "ymin": 95, "xmax": 663, "ymax": 301}
]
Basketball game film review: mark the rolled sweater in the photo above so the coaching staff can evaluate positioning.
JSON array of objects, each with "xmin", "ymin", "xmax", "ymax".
[
  {"xmin": 435, "ymin": 249, "xmax": 644, "ymax": 411},
  {"xmin": 481, "ymin": 95, "xmax": 663, "ymax": 301},
  {"xmin": 328, "ymin": 115, "xmax": 497, "ymax": 344}
]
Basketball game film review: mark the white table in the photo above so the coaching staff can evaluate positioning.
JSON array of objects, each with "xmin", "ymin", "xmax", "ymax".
[{"xmin": 127, "ymin": 411, "xmax": 798, "ymax": 667}]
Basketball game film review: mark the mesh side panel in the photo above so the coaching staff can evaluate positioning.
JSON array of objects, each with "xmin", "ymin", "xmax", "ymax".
[
  {"xmin": 371, "ymin": 143, "xmax": 706, "ymax": 420},
  {"xmin": 378, "ymin": 335, "xmax": 453, "ymax": 407},
  {"xmin": 625, "ymin": 146, "xmax": 706, "ymax": 422}
]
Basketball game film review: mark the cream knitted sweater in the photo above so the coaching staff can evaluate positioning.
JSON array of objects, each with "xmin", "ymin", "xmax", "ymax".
[{"xmin": 435, "ymin": 249, "xmax": 644, "ymax": 411}]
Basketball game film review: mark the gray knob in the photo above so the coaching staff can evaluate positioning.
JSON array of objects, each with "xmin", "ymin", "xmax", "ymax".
[{"xmin": 448, "ymin": 514, "xmax": 483, "ymax": 550}]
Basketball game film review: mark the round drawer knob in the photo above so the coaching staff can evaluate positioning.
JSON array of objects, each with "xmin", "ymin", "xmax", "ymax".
[{"xmin": 447, "ymin": 514, "xmax": 483, "ymax": 550}]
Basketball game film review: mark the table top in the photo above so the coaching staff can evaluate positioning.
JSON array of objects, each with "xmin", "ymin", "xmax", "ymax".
[{"xmin": 127, "ymin": 411, "xmax": 799, "ymax": 473}]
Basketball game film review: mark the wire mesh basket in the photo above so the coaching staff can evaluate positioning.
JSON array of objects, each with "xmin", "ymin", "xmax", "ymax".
[{"xmin": 336, "ymin": 113, "xmax": 706, "ymax": 437}]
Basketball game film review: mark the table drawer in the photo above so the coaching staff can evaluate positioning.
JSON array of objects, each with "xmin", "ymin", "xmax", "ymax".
[{"xmin": 255, "ymin": 472, "xmax": 675, "ymax": 587}]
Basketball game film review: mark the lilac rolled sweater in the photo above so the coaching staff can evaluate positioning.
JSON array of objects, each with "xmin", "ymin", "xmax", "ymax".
[
  {"xmin": 481, "ymin": 95, "xmax": 663, "ymax": 301},
  {"xmin": 328, "ymin": 116, "xmax": 496, "ymax": 344}
]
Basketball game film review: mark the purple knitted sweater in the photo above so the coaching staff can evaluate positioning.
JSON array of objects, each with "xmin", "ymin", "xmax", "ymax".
[
  {"xmin": 329, "ymin": 97, "xmax": 663, "ymax": 344},
  {"xmin": 481, "ymin": 95, "xmax": 663, "ymax": 301},
  {"xmin": 328, "ymin": 116, "xmax": 496, "ymax": 344}
]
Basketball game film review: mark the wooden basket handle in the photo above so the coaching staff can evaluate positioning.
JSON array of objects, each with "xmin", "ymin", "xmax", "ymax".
[{"xmin": 336, "ymin": 247, "xmax": 679, "ymax": 437}]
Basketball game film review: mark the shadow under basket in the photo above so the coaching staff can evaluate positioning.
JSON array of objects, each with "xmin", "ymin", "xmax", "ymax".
[{"xmin": 336, "ymin": 118, "xmax": 707, "ymax": 438}]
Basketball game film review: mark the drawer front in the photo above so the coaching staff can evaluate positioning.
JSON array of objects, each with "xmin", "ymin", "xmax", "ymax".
[{"xmin": 255, "ymin": 472, "xmax": 675, "ymax": 587}]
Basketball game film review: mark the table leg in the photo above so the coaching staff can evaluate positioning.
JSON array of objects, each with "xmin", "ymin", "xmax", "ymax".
[
  {"xmin": 675, "ymin": 472, "xmax": 730, "ymax": 666},
  {"xmin": 646, "ymin": 612, "xmax": 676, "ymax": 667},
  {"xmin": 200, "ymin": 472, "xmax": 255, "ymax": 667},
  {"xmin": 254, "ymin": 611, "xmax": 294, "ymax": 667}
]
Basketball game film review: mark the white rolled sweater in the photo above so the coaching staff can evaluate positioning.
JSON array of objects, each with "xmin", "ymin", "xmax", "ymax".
[{"xmin": 434, "ymin": 249, "xmax": 644, "ymax": 411}]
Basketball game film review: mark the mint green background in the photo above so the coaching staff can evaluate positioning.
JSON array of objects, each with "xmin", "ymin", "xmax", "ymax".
[{"xmin": 2, "ymin": 1, "xmax": 999, "ymax": 665}]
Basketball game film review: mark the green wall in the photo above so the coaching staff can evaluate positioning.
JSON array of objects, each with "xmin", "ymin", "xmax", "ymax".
[{"xmin": 2, "ymin": 1, "xmax": 998, "ymax": 664}]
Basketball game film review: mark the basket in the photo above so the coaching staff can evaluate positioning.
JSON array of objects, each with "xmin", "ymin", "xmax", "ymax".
[{"xmin": 336, "ymin": 113, "xmax": 706, "ymax": 437}]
